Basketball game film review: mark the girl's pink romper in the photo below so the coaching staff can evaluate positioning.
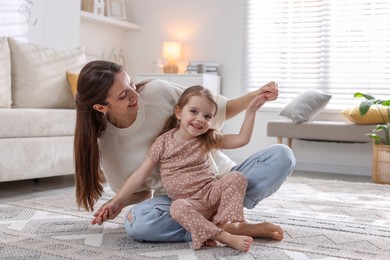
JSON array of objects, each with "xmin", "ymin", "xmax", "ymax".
[{"xmin": 148, "ymin": 129, "xmax": 247, "ymax": 249}]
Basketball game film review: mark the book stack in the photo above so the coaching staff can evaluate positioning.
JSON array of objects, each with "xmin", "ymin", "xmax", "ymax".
[{"xmin": 186, "ymin": 61, "xmax": 220, "ymax": 75}]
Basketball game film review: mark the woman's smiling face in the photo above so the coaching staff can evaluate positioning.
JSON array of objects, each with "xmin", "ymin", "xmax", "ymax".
[{"xmin": 97, "ymin": 71, "xmax": 140, "ymax": 128}]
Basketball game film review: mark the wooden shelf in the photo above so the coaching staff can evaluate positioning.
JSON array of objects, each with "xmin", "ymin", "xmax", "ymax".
[
  {"xmin": 136, "ymin": 74, "xmax": 221, "ymax": 94},
  {"xmin": 80, "ymin": 10, "xmax": 141, "ymax": 31}
]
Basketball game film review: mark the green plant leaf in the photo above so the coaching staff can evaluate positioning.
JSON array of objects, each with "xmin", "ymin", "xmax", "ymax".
[
  {"xmin": 374, "ymin": 125, "xmax": 388, "ymax": 132},
  {"xmin": 366, "ymin": 133, "xmax": 385, "ymax": 144},
  {"xmin": 355, "ymin": 92, "xmax": 390, "ymax": 145},
  {"xmin": 359, "ymin": 100, "xmax": 374, "ymax": 116},
  {"xmin": 354, "ymin": 92, "xmax": 375, "ymax": 100},
  {"xmin": 366, "ymin": 133, "xmax": 381, "ymax": 139},
  {"xmin": 380, "ymin": 100, "xmax": 390, "ymax": 107}
]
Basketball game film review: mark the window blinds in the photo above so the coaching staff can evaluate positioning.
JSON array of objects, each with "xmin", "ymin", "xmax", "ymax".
[
  {"xmin": 243, "ymin": 0, "xmax": 390, "ymax": 109},
  {"xmin": 0, "ymin": 0, "xmax": 31, "ymax": 41}
]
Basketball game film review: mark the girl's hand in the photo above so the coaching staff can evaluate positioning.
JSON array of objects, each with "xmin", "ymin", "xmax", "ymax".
[
  {"xmin": 91, "ymin": 199, "xmax": 123, "ymax": 225},
  {"xmin": 247, "ymin": 93, "xmax": 268, "ymax": 112},
  {"xmin": 258, "ymin": 81, "xmax": 279, "ymax": 101}
]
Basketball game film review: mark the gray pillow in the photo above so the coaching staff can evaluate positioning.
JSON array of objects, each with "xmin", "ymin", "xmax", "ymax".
[{"xmin": 280, "ymin": 89, "xmax": 332, "ymax": 124}]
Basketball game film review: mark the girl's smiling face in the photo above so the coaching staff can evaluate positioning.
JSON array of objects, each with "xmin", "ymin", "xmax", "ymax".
[{"xmin": 175, "ymin": 95, "xmax": 216, "ymax": 140}]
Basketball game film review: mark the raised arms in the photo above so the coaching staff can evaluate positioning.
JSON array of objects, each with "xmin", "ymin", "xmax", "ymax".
[{"xmin": 225, "ymin": 81, "xmax": 278, "ymax": 120}]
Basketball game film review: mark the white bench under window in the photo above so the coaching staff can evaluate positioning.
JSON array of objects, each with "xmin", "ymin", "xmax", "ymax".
[{"xmin": 267, "ymin": 120, "xmax": 375, "ymax": 148}]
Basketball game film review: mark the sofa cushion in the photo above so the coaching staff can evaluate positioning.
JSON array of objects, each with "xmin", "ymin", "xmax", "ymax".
[
  {"xmin": 0, "ymin": 37, "xmax": 11, "ymax": 108},
  {"xmin": 0, "ymin": 109, "xmax": 76, "ymax": 138},
  {"xmin": 8, "ymin": 38, "xmax": 85, "ymax": 109},
  {"xmin": 342, "ymin": 106, "xmax": 389, "ymax": 124},
  {"xmin": 66, "ymin": 71, "xmax": 79, "ymax": 97}
]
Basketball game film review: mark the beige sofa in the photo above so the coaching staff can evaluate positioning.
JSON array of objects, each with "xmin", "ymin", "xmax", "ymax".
[{"xmin": 0, "ymin": 37, "xmax": 85, "ymax": 182}]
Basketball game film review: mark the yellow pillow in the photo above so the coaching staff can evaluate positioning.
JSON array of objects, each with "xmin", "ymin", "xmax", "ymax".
[
  {"xmin": 66, "ymin": 71, "xmax": 79, "ymax": 97},
  {"xmin": 342, "ymin": 106, "xmax": 389, "ymax": 124}
]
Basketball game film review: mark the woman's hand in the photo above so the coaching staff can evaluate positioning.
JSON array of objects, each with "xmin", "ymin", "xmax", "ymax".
[
  {"xmin": 258, "ymin": 81, "xmax": 279, "ymax": 101},
  {"xmin": 91, "ymin": 199, "xmax": 124, "ymax": 225},
  {"xmin": 226, "ymin": 81, "xmax": 279, "ymax": 120}
]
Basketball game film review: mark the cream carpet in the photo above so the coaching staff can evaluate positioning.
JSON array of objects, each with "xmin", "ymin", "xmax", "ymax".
[{"xmin": 1, "ymin": 176, "xmax": 389, "ymax": 259}]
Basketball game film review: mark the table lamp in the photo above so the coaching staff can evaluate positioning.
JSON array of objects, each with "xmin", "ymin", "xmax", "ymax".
[{"xmin": 163, "ymin": 41, "xmax": 181, "ymax": 74}]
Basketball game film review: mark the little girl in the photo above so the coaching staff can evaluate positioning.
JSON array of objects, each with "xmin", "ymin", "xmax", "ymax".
[{"xmin": 92, "ymin": 85, "xmax": 269, "ymax": 251}]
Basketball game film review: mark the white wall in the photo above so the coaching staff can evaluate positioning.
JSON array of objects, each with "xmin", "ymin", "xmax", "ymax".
[
  {"xmin": 80, "ymin": 21, "xmax": 129, "ymax": 63},
  {"xmin": 32, "ymin": 0, "xmax": 80, "ymax": 49},
  {"xmin": 125, "ymin": 0, "xmax": 243, "ymax": 98}
]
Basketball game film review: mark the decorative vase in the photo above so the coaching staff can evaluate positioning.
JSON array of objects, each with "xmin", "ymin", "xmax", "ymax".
[
  {"xmin": 93, "ymin": 0, "xmax": 105, "ymax": 16},
  {"xmin": 372, "ymin": 144, "xmax": 390, "ymax": 184}
]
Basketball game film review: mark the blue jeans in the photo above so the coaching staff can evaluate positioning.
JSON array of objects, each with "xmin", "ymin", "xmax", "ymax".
[{"xmin": 124, "ymin": 144, "xmax": 296, "ymax": 242}]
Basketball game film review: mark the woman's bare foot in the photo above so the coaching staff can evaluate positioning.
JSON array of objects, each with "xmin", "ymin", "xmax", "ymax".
[
  {"xmin": 213, "ymin": 231, "xmax": 253, "ymax": 252},
  {"xmin": 223, "ymin": 221, "xmax": 284, "ymax": 240}
]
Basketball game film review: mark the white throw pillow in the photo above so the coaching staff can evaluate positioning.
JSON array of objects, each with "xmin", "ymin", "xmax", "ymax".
[
  {"xmin": 280, "ymin": 89, "xmax": 332, "ymax": 124},
  {"xmin": 8, "ymin": 38, "xmax": 86, "ymax": 108},
  {"xmin": 0, "ymin": 37, "xmax": 11, "ymax": 108}
]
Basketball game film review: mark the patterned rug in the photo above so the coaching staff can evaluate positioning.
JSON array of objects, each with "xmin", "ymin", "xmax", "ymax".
[{"xmin": 1, "ymin": 176, "xmax": 389, "ymax": 260}]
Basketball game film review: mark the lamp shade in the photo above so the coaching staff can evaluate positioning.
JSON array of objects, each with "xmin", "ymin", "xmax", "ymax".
[{"xmin": 163, "ymin": 41, "xmax": 181, "ymax": 61}]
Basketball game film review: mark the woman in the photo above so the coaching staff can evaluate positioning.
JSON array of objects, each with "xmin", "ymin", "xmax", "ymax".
[{"xmin": 75, "ymin": 60, "xmax": 296, "ymax": 242}]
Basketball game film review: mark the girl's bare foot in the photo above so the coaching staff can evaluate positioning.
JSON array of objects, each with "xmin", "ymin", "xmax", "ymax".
[
  {"xmin": 223, "ymin": 221, "xmax": 284, "ymax": 240},
  {"xmin": 213, "ymin": 231, "xmax": 253, "ymax": 252},
  {"xmin": 203, "ymin": 239, "xmax": 217, "ymax": 247}
]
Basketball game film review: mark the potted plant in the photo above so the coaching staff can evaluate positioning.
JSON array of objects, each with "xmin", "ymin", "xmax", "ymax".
[{"xmin": 354, "ymin": 92, "xmax": 390, "ymax": 184}]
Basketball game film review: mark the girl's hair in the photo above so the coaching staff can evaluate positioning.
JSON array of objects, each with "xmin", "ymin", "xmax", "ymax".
[
  {"xmin": 74, "ymin": 60, "xmax": 146, "ymax": 211},
  {"xmin": 157, "ymin": 85, "xmax": 223, "ymax": 153}
]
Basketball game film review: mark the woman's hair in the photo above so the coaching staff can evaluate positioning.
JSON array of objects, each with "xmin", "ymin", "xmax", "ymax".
[
  {"xmin": 74, "ymin": 60, "xmax": 148, "ymax": 211},
  {"xmin": 157, "ymin": 85, "xmax": 223, "ymax": 153}
]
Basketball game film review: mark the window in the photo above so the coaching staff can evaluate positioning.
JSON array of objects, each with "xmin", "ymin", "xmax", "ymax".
[
  {"xmin": 0, "ymin": 0, "xmax": 31, "ymax": 41},
  {"xmin": 244, "ymin": 0, "xmax": 390, "ymax": 109}
]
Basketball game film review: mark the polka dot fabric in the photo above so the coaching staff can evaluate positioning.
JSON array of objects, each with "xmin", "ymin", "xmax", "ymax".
[
  {"xmin": 148, "ymin": 129, "xmax": 248, "ymax": 249},
  {"xmin": 148, "ymin": 129, "xmax": 217, "ymax": 200},
  {"xmin": 171, "ymin": 172, "xmax": 247, "ymax": 249}
]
